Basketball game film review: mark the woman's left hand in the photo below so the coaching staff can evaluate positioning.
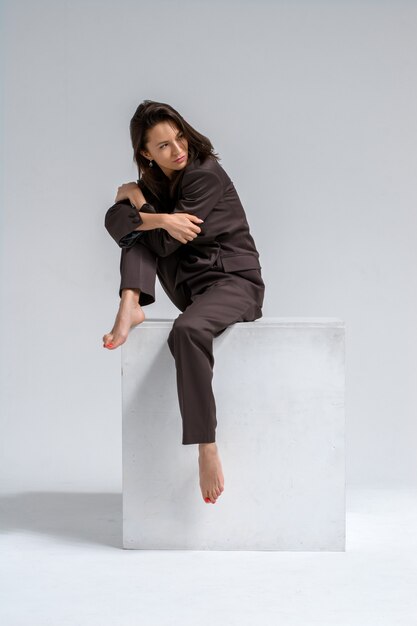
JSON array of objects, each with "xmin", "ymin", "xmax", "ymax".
[{"xmin": 114, "ymin": 182, "xmax": 146, "ymax": 208}]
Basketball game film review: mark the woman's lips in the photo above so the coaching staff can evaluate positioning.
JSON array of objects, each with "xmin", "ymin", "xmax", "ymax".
[{"xmin": 174, "ymin": 155, "xmax": 186, "ymax": 162}]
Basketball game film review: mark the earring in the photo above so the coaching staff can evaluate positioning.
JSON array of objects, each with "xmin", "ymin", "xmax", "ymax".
[{"xmin": 149, "ymin": 159, "xmax": 153, "ymax": 168}]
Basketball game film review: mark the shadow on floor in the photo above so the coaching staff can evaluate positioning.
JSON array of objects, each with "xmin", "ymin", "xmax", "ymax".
[{"xmin": 0, "ymin": 492, "xmax": 123, "ymax": 549}]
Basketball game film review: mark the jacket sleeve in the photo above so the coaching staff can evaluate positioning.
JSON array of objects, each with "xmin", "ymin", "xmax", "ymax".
[
  {"xmin": 138, "ymin": 167, "xmax": 223, "ymax": 258},
  {"xmin": 104, "ymin": 199, "xmax": 156, "ymax": 248}
]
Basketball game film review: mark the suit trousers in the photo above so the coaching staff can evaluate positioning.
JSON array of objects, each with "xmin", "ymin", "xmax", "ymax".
[{"xmin": 119, "ymin": 243, "xmax": 265, "ymax": 444}]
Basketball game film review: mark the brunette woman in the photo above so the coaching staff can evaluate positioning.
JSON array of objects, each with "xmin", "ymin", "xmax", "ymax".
[{"xmin": 103, "ymin": 100, "xmax": 265, "ymax": 504}]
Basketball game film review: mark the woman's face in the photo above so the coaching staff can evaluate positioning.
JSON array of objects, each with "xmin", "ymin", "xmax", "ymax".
[{"xmin": 140, "ymin": 121, "xmax": 189, "ymax": 178}]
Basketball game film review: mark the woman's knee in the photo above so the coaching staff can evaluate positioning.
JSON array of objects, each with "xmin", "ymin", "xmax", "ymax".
[{"xmin": 167, "ymin": 313, "xmax": 210, "ymax": 349}]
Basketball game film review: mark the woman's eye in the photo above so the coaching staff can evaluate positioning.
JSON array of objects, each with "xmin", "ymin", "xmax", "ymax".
[{"xmin": 159, "ymin": 135, "xmax": 183, "ymax": 149}]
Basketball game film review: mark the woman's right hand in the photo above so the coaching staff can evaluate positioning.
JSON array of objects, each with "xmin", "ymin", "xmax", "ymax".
[
  {"xmin": 114, "ymin": 182, "xmax": 144, "ymax": 207},
  {"xmin": 163, "ymin": 213, "xmax": 204, "ymax": 244}
]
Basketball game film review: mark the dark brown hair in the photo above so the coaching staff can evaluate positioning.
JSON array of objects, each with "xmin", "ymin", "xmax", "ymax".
[{"xmin": 130, "ymin": 100, "xmax": 220, "ymax": 210}]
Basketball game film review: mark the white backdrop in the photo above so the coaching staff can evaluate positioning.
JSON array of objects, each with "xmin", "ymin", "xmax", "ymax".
[{"xmin": 1, "ymin": 0, "xmax": 416, "ymax": 492}]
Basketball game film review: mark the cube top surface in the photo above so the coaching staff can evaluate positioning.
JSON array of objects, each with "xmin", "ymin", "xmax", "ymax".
[{"xmin": 132, "ymin": 317, "xmax": 345, "ymax": 329}]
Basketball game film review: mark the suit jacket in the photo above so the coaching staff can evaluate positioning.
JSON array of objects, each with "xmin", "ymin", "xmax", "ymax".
[{"xmin": 104, "ymin": 155, "xmax": 263, "ymax": 289}]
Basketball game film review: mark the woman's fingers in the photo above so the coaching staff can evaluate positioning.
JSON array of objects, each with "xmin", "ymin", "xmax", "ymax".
[
  {"xmin": 114, "ymin": 182, "xmax": 141, "ymax": 204},
  {"xmin": 165, "ymin": 213, "xmax": 205, "ymax": 243},
  {"xmin": 115, "ymin": 189, "xmax": 145, "ymax": 207},
  {"xmin": 183, "ymin": 214, "xmax": 204, "ymax": 234},
  {"xmin": 185, "ymin": 214, "xmax": 204, "ymax": 224},
  {"xmin": 126, "ymin": 190, "xmax": 143, "ymax": 209}
]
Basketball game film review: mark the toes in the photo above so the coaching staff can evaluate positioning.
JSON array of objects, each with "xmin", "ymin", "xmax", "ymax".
[
  {"xmin": 103, "ymin": 336, "xmax": 115, "ymax": 349},
  {"xmin": 213, "ymin": 484, "xmax": 223, "ymax": 498},
  {"xmin": 103, "ymin": 332, "xmax": 128, "ymax": 349}
]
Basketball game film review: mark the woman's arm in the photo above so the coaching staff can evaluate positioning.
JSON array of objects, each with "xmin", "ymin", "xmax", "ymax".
[
  {"xmin": 104, "ymin": 199, "xmax": 166, "ymax": 248},
  {"xmin": 104, "ymin": 198, "xmax": 203, "ymax": 249},
  {"xmin": 105, "ymin": 171, "xmax": 212, "ymax": 250},
  {"xmin": 138, "ymin": 167, "xmax": 223, "ymax": 257},
  {"xmin": 115, "ymin": 179, "xmax": 203, "ymax": 244}
]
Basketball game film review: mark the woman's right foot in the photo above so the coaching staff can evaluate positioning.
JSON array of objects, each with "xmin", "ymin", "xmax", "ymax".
[{"xmin": 103, "ymin": 296, "xmax": 145, "ymax": 349}]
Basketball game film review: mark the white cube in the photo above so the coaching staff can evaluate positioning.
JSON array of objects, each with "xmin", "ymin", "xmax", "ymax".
[{"xmin": 122, "ymin": 317, "xmax": 345, "ymax": 551}]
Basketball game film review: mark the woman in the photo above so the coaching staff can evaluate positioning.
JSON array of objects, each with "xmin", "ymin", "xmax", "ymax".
[{"xmin": 103, "ymin": 100, "xmax": 266, "ymax": 505}]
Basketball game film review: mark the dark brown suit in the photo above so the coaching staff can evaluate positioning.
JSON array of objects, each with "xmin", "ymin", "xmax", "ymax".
[{"xmin": 105, "ymin": 156, "xmax": 265, "ymax": 444}]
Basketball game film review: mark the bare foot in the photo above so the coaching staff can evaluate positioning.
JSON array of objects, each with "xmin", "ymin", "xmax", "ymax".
[
  {"xmin": 103, "ymin": 293, "xmax": 145, "ymax": 349},
  {"xmin": 198, "ymin": 443, "xmax": 225, "ymax": 504}
]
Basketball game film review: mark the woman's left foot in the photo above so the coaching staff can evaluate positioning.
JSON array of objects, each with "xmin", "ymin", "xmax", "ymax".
[
  {"xmin": 103, "ymin": 298, "xmax": 145, "ymax": 349},
  {"xmin": 198, "ymin": 443, "xmax": 225, "ymax": 503}
]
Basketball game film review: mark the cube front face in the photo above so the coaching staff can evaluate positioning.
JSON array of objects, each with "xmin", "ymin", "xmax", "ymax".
[{"xmin": 122, "ymin": 318, "xmax": 345, "ymax": 551}]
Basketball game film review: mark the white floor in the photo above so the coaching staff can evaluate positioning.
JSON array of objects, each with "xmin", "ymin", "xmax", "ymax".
[{"xmin": 1, "ymin": 487, "xmax": 416, "ymax": 626}]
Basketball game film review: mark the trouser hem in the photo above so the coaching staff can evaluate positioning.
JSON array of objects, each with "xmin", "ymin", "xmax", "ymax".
[
  {"xmin": 118, "ymin": 283, "xmax": 155, "ymax": 306},
  {"xmin": 182, "ymin": 435, "xmax": 216, "ymax": 445}
]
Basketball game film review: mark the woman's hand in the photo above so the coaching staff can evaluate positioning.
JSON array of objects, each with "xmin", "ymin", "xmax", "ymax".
[
  {"xmin": 114, "ymin": 182, "xmax": 146, "ymax": 208},
  {"xmin": 163, "ymin": 213, "xmax": 204, "ymax": 244}
]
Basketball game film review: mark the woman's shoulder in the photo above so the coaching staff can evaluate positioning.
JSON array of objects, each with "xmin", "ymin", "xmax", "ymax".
[
  {"xmin": 186, "ymin": 154, "xmax": 221, "ymax": 174},
  {"xmin": 182, "ymin": 155, "xmax": 229, "ymax": 188}
]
